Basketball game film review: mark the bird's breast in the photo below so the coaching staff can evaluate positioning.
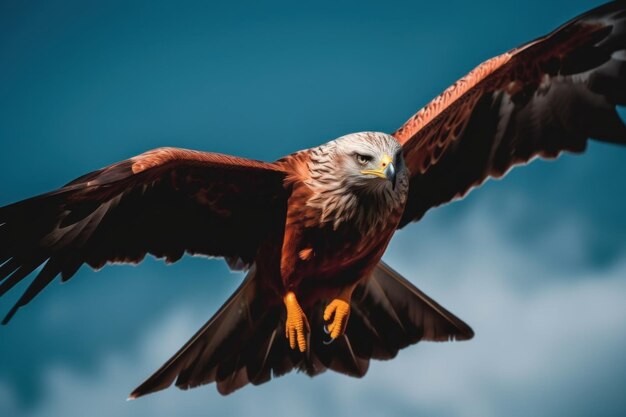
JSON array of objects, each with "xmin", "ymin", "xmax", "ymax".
[
  {"xmin": 280, "ymin": 163, "xmax": 408, "ymax": 296},
  {"xmin": 293, "ymin": 204, "xmax": 402, "ymax": 284}
]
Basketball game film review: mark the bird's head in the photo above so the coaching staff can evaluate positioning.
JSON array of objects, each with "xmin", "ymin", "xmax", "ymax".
[
  {"xmin": 329, "ymin": 131, "xmax": 407, "ymax": 193},
  {"xmin": 305, "ymin": 132, "xmax": 409, "ymax": 230}
]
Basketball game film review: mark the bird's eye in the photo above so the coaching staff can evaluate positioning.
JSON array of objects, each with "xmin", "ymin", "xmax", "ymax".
[{"xmin": 355, "ymin": 153, "xmax": 372, "ymax": 165}]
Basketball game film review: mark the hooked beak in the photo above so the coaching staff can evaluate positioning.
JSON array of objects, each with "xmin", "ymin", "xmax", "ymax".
[{"xmin": 361, "ymin": 154, "xmax": 396, "ymax": 187}]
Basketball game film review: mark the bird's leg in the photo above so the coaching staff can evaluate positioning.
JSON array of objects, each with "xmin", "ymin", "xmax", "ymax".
[
  {"xmin": 283, "ymin": 291, "xmax": 310, "ymax": 352},
  {"xmin": 323, "ymin": 285, "xmax": 355, "ymax": 340}
]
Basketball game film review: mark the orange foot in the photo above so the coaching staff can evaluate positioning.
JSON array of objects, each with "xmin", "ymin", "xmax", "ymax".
[
  {"xmin": 323, "ymin": 298, "xmax": 350, "ymax": 340},
  {"xmin": 283, "ymin": 291, "xmax": 310, "ymax": 352}
]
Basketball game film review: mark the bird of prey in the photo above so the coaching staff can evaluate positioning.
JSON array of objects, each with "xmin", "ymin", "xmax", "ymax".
[{"xmin": 1, "ymin": 1, "xmax": 625, "ymax": 398}]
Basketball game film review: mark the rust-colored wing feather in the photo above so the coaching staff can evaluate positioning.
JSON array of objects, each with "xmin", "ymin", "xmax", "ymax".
[
  {"xmin": 0, "ymin": 147, "xmax": 288, "ymax": 323},
  {"xmin": 394, "ymin": 1, "xmax": 626, "ymax": 226}
]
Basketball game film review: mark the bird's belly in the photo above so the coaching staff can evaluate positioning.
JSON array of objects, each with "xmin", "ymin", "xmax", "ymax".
[
  {"xmin": 295, "ymin": 225, "xmax": 392, "ymax": 293},
  {"xmin": 295, "ymin": 247, "xmax": 382, "ymax": 307}
]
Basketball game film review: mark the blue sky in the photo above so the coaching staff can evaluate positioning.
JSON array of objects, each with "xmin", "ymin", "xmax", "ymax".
[{"xmin": 1, "ymin": 1, "xmax": 626, "ymax": 416}]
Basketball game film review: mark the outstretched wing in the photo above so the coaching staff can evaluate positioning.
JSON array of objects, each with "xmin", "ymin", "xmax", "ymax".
[
  {"xmin": 394, "ymin": 1, "xmax": 626, "ymax": 226},
  {"xmin": 0, "ymin": 147, "xmax": 288, "ymax": 323}
]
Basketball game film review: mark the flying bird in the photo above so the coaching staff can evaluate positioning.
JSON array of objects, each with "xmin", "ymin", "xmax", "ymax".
[{"xmin": 1, "ymin": 1, "xmax": 625, "ymax": 398}]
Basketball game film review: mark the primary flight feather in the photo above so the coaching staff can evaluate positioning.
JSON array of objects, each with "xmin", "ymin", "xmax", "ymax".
[{"xmin": 1, "ymin": 1, "xmax": 625, "ymax": 398}]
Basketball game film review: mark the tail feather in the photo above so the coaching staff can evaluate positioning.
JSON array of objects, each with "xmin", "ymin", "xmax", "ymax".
[
  {"xmin": 129, "ymin": 260, "xmax": 473, "ymax": 398},
  {"xmin": 349, "ymin": 261, "xmax": 474, "ymax": 358},
  {"xmin": 310, "ymin": 260, "xmax": 474, "ymax": 377},
  {"xmin": 129, "ymin": 268, "xmax": 278, "ymax": 398}
]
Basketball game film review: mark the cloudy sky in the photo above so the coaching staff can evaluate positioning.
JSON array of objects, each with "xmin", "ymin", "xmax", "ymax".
[{"xmin": 1, "ymin": 1, "xmax": 625, "ymax": 416}]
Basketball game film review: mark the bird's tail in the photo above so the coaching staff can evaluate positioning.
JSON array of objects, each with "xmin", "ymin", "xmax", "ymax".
[
  {"xmin": 129, "ymin": 261, "xmax": 474, "ymax": 398},
  {"xmin": 129, "ymin": 266, "xmax": 290, "ymax": 398}
]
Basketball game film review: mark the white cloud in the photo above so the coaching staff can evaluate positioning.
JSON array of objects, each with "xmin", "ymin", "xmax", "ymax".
[
  {"xmin": 381, "ymin": 193, "xmax": 626, "ymax": 417},
  {"xmin": 4, "ymin": 192, "xmax": 626, "ymax": 417},
  {"xmin": 0, "ymin": 380, "xmax": 19, "ymax": 417}
]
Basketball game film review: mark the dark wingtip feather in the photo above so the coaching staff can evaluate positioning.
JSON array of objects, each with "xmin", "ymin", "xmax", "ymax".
[
  {"xmin": 0, "ymin": 258, "xmax": 20, "ymax": 284},
  {"xmin": 1, "ymin": 257, "xmax": 65, "ymax": 324},
  {"xmin": 127, "ymin": 391, "xmax": 141, "ymax": 401},
  {"xmin": 453, "ymin": 322, "xmax": 475, "ymax": 341},
  {"xmin": 128, "ymin": 369, "xmax": 177, "ymax": 400},
  {"xmin": 2, "ymin": 304, "xmax": 19, "ymax": 325}
]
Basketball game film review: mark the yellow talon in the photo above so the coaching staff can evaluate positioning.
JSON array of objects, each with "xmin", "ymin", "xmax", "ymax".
[
  {"xmin": 283, "ymin": 291, "xmax": 310, "ymax": 352},
  {"xmin": 323, "ymin": 298, "xmax": 350, "ymax": 340}
]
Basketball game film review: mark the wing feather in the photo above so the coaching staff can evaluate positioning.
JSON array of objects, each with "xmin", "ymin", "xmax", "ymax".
[
  {"xmin": 395, "ymin": 1, "xmax": 626, "ymax": 225},
  {"xmin": 0, "ymin": 147, "xmax": 289, "ymax": 323}
]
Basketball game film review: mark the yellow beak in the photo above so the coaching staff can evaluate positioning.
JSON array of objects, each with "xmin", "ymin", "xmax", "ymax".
[{"xmin": 361, "ymin": 154, "xmax": 396, "ymax": 182}]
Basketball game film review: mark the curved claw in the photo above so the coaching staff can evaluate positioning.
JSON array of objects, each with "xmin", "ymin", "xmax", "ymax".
[
  {"xmin": 323, "ymin": 298, "xmax": 351, "ymax": 340},
  {"xmin": 322, "ymin": 324, "xmax": 334, "ymax": 344}
]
